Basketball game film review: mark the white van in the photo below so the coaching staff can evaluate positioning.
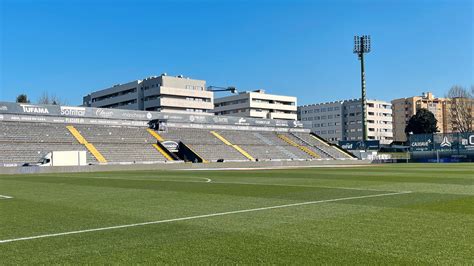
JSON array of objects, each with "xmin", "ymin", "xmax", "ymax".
[{"xmin": 37, "ymin": 151, "xmax": 87, "ymax": 166}]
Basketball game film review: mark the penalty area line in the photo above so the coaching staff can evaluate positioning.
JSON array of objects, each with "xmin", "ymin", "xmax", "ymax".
[{"xmin": 0, "ymin": 191, "xmax": 411, "ymax": 244}]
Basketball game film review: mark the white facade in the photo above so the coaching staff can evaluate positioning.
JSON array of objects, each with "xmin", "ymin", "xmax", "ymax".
[
  {"xmin": 298, "ymin": 99, "xmax": 393, "ymax": 144},
  {"xmin": 214, "ymin": 90, "xmax": 297, "ymax": 120},
  {"xmin": 83, "ymin": 74, "xmax": 214, "ymax": 114},
  {"xmin": 297, "ymin": 101, "xmax": 344, "ymax": 142}
]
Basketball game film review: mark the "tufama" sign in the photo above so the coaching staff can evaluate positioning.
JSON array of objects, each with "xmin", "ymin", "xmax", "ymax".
[{"xmin": 20, "ymin": 104, "xmax": 49, "ymax": 114}]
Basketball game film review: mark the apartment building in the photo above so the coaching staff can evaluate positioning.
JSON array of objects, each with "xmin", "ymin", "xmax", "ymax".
[
  {"xmin": 392, "ymin": 91, "xmax": 474, "ymax": 142},
  {"xmin": 391, "ymin": 92, "xmax": 449, "ymax": 142},
  {"xmin": 83, "ymin": 74, "xmax": 214, "ymax": 114},
  {"xmin": 214, "ymin": 90, "xmax": 297, "ymax": 120},
  {"xmin": 298, "ymin": 99, "xmax": 393, "ymax": 144}
]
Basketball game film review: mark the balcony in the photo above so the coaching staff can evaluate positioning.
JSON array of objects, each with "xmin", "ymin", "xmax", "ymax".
[
  {"xmin": 250, "ymin": 102, "xmax": 297, "ymax": 112},
  {"xmin": 267, "ymin": 112, "xmax": 297, "ymax": 120},
  {"xmin": 160, "ymin": 97, "xmax": 214, "ymax": 110}
]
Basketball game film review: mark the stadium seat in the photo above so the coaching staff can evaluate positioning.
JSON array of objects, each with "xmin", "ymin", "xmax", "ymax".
[{"xmin": 0, "ymin": 121, "xmax": 354, "ymax": 166}]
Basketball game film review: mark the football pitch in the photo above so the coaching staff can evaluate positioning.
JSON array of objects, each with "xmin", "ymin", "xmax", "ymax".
[{"xmin": 0, "ymin": 164, "xmax": 473, "ymax": 264}]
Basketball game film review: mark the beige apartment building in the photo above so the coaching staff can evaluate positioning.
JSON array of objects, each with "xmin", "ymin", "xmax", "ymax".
[
  {"xmin": 391, "ymin": 92, "xmax": 450, "ymax": 142},
  {"xmin": 214, "ymin": 90, "xmax": 297, "ymax": 120},
  {"xmin": 83, "ymin": 74, "xmax": 214, "ymax": 114}
]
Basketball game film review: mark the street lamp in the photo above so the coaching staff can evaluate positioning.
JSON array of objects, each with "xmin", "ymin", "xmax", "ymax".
[
  {"xmin": 207, "ymin": 86, "xmax": 238, "ymax": 94},
  {"xmin": 353, "ymin": 35, "xmax": 371, "ymax": 142}
]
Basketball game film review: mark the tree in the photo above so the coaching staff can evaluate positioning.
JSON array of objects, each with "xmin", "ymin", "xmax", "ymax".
[
  {"xmin": 37, "ymin": 91, "xmax": 66, "ymax": 105},
  {"xmin": 446, "ymin": 86, "xmax": 473, "ymax": 133},
  {"xmin": 405, "ymin": 108, "xmax": 438, "ymax": 137},
  {"xmin": 37, "ymin": 91, "xmax": 50, "ymax": 105},
  {"xmin": 16, "ymin": 94, "xmax": 30, "ymax": 103}
]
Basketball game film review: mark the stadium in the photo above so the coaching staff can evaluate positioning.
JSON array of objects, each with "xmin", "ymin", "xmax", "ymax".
[
  {"xmin": 0, "ymin": 101, "xmax": 472, "ymax": 264},
  {"xmin": 0, "ymin": 102, "xmax": 358, "ymax": 169},
  {"xmin": 1, "ymin": 0, "xmax": 473, "ymax": 263}
]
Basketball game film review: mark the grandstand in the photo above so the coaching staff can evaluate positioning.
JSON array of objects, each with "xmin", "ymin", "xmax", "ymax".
[
  {"xmin": 0, "ymin": 102, "xmax": 355, "ymax": 166},
  {"xmin": 0, "ymin": 122, "xmax": 97, "ymax": 165}
]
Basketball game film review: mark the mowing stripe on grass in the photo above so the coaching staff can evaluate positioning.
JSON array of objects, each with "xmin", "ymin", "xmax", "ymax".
[
  {"xmin": 0, "ymin": 191, "xmax": 411, "ymax": 244},
  {"xmin": 209, "ymin": 181, "xmax": 398, "ymax": 192},
  {"xmin": 179, "ymin": 165, "xmax": 372, "ymax": 171},
  {"xmin": 0, "ymin": 195, "xmax": 13, "ymax": 199},
  {"xmin": 82, "ymin": 176, "xmax": 396, "ymax": 192}
]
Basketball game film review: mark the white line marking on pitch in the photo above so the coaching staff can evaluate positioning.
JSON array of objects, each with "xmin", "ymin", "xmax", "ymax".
[
  {"xmin": 0, "ymin": 195, "xmax": 13, "ymax": 200},
  {"xmin": 85, "ymin": 176, "xmax": 212, "ymax": 184},
  {"xmin": 0, "ymin": 191, "xmax": 411, "ymax": 244}
]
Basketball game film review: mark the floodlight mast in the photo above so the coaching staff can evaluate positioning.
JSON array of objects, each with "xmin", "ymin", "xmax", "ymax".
[{"xmin": 353, "ymin": 35, "xmax": 371, "ymax": 142}]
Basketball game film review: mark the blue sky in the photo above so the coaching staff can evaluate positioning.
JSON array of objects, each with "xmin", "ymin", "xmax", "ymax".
[{"xmin": 0, "ymin": 0, "xmax": 472, "ymax": 106}]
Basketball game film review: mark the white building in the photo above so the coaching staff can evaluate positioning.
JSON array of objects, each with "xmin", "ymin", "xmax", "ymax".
[
  {"xmin": 214, "ymin": 90, "xmax": 297, "ymax": 120},
  {"xmin": 83, "ymin": 74, "xmax": 214, "ymax": 114},
  {"xmin": 298, "ymin": 98, "xmax": 393, "ymax": 144}
]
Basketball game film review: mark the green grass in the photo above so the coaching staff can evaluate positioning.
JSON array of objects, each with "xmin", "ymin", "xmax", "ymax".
[{"xmin": 0, "ymin": 163, "xmax": 473, "ymax": 264}]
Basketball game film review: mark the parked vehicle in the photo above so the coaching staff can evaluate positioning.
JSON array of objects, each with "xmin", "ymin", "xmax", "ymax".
[{"xmin": 36, "ymin": 151, "xmax": 87, "ymax": 166}]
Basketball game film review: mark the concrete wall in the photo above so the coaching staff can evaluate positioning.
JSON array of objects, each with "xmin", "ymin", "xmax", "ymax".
[{"xmin": 0, "ymin": 160, "xmax": 370, "ymax": 175}]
